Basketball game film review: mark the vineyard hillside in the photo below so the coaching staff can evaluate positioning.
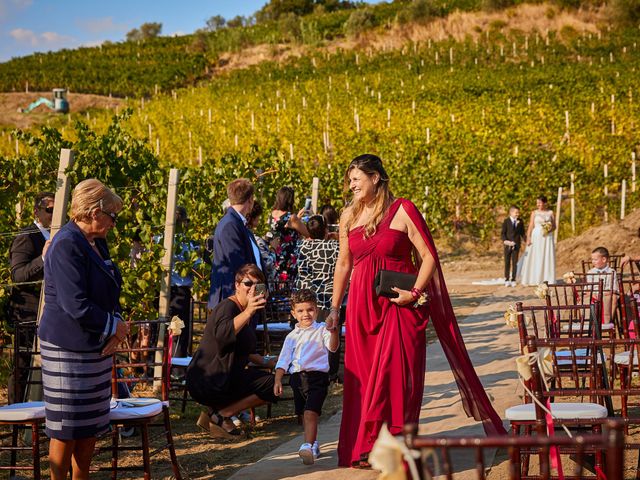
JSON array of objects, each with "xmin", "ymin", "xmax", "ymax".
[{"xmin": 1, "ymin": 1, "xmax": 640, "ymax": 325}]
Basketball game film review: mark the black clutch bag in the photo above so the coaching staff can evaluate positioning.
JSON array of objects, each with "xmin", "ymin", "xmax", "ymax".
[{"xmin": 374, "ymin": 270, "xmax": 417, "ymax": 298}]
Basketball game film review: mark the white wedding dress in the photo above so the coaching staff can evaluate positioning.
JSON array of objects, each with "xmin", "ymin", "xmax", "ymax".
[{"xmin": 520, "ymin": 210, "xmax": 556, "ymax": 286}]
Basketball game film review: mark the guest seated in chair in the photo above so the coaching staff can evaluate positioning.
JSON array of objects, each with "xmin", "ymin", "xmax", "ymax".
[{"xmin": 186, "ymin": 264, "xmax": 278, "ymax": 437}]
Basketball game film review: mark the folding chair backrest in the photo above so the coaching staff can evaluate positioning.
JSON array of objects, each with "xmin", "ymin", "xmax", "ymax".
[
  {"xmin": 516, "ymin": 302, "xmax": 601, "ymax": 349},
  {"xmin": 113, "ymin": 318, "xmax": 170, "ymax": 401},
  {"xmin": 617, "ymin": 279, "xmax": 640, "ymax": 339},
  {"xmin": 544, "ymin": 281, "xmax": 600, "ymax": 308},
  {"xmin": 581, "ymin": 254, "xmax": 625, "ymax": 275},
  {"xmin": 526, "ymin": 336, "xmax": 640, "ymax": 410},
  {"xmin": 403, "ymin": 420, "xmax": 625, "ymax": 480}
]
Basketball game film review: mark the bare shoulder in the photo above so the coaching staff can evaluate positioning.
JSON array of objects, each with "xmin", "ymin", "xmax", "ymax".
[{"xmin": 339, "ymin": 205, "xmax": 353, "ymax": 225}]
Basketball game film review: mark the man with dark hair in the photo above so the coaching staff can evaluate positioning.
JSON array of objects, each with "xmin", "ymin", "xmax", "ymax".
[
  {"xmin": 7, "ymin": 191, "xmax": 55, "ymax": 402},
  {"xmin": 208, "ymin": 179, "xmax": 262, "ymax": 309}
]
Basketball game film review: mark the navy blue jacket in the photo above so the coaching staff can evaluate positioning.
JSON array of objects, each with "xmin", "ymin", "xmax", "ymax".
[
  {"xmin": 208, "ymin": 208, "xmax": 257, "ymax": 308},
  {"xmin": 39, "ymin": 221, "xmax": 122, "ymax": 352}
]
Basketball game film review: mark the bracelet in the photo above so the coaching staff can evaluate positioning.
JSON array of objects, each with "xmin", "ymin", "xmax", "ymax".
[
  {"xmin": 410, "ymin": 287, "xmax": 423, "ymax": 300},
  {"xmin": 330, "ymin": 306, "xmax": 340, "ymax": 313}
]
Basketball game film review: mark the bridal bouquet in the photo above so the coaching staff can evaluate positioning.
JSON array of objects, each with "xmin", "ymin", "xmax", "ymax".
[{"xmin": 541, "ymin": 221, "xmax": 553, "ymax": 236}]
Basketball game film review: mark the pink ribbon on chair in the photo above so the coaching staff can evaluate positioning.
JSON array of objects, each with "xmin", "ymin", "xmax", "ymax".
[{"xmin": 544, "ymin": 402, "xmax": 564, "ymax": 479}]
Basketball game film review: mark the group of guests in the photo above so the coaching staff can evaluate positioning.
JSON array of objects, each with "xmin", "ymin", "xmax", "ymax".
[{"xmin": 8, "ymin": 154, "xmax": 508, "ymax": 477}]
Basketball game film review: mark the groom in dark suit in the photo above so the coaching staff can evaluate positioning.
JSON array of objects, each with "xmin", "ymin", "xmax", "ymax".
[
  {"xmin": 208, "ymin": 178, "xmax": 262, "ymax": 309},
  {"xmin": 501, "ymin": 205, "xmax": 526, "ymax": 287}
]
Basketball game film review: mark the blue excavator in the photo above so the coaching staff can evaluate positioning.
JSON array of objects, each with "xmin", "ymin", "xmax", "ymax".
[{"xmin": 18, "ymin": 88, "xmax": 69, "ymax": 113}]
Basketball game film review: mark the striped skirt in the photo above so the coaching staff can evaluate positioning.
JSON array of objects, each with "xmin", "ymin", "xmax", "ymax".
[{"xmin": 40, "ymin": 340, "xmax": 113, "ymax": 440}]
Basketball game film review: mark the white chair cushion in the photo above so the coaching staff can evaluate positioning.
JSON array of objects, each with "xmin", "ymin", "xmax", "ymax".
[
  {"xmin": 171, "ymin": 356, "xmax": 192, "ymax": 367},
  {"xmin": 109, "ymin": 398, "xmax": 167, "ymax": 421},
  {"xmin": 505, "ymin": 402, "xmax": 608, "ymax": 421},
  {"xmin": 556, "ymin": 349, "xmax": 605, "ymax": 366},
  {"xmin": 614, "ymin": 351, "xmax": 639, "ymax": 365},
  {"xmin": 0, "ymin": 402, "xmax": 45, "ymax": 422}
]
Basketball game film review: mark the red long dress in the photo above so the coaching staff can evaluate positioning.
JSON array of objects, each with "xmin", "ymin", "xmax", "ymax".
[{"xmin": 337, "ymin": 199, "xmax": 506, "ymax": 467}]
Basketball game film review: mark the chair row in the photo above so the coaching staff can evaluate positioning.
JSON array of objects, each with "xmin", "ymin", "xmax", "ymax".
[{"xmin": 0, "ymin": 318, "xmax": 182, "ymax": 479}]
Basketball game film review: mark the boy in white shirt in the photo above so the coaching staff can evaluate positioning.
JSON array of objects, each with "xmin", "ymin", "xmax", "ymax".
[
  {"xmin": 587, "ymin": 246, "xmax": 619, "ymax": 324},
  {"xmin": 274, "ymin": 289, "xmax": 339, "ymax": 465}
]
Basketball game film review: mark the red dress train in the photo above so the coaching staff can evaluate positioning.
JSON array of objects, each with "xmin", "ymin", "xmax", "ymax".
[{"xmin": 337, "ymin": 199, "xmax": 506, "ymax": 467}]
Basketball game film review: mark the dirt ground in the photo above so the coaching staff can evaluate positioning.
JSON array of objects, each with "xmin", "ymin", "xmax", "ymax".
[
  {"xmin": 0, "ymin": 92, "xmax": 122, "ymax": 129},
  {"xmin": 556, "ymin": 207, "xmax": 640, "ymax": 274}
]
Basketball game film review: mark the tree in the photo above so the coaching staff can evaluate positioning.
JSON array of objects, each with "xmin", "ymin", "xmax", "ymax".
[
  {"xmin": 226, "ymin": 15, "xmax": 245, "ymax": 28},
  {"xmin": 206, "ymin": 15, "xmax": 226, "ymax": 31},
  {"xmin": 126, "ymin": 22, "xmax": 162, "ymax": 42}
]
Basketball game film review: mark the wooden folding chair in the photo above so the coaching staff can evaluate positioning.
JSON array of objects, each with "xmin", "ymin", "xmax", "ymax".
[
  {"xmin": 544, "ymin": 280, "xmax": 600, "ymax": 308},
  {"xmin": 0, "ymin": 317, "xmax": 47, "ymax": 479},
  {"xmin": 404, "ymin": 420, "xmax": 625, "ymax": 480},
  {"xmin": 94, "ymin": 318, "xmax": 182, "ymax": 480},
  {"xmin": 515, "ymin": 302, "xmax": 602, "ymax": 347},
  {"xmin": 169, "ymin": 300, "xmax": 208, "ymax": 414},
  {"xmin": 581, "ymin": 254, "xmax": 625, "ymax": 275}
]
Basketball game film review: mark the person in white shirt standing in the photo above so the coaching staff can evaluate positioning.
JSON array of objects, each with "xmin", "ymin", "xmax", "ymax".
[
  {"xmin": 587, "ymin": 246, "xmax": 619, "ymax": 325},
  {"xmin": 273, "ymin": 289, "xmax": 339, "ymax": 465}
]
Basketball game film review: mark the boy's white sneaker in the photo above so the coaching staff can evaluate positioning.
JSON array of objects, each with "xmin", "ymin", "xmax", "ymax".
[
  {"xmin": 312, "ymin": 441, "xmax": 320, "ymax": 459},
  {"xmin": 299, "ymin": 443, "xmax": 314, "ymax": 465}
]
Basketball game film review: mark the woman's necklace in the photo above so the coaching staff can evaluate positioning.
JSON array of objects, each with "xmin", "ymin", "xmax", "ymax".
[{"xmin": 89, "ymin": 240, "xmax": 96, "ymax": 247}]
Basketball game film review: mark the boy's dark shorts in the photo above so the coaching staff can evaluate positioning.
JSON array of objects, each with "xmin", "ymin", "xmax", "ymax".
[{"xmin": 290, "ymin": 371, "xmax": 329, "ymax": 416}]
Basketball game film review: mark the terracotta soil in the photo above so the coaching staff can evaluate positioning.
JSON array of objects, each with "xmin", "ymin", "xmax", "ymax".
[
  {"xmin": 0, "ymin": 92, "xmax": 122, "ymax": 129},
  {"xmin": 556, "ymin": 207, "xmax": 640, "ymax": 274}
]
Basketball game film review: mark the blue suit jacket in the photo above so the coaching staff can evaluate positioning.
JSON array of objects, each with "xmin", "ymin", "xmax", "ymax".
[
  {"xmin": 39, "ymin": 221, "xmax": 122, "ymax": 352},
  {"xmin": 208, "ymin": 208, "xmax": 257, "ymax": 308}
]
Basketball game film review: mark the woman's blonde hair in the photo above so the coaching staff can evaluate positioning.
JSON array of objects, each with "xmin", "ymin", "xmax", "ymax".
[
  {"xmin": 343, "ymin": 154, "xmax": 393, "ymax": 237},
  {"xmin": 70, "ymin": 179, "xmax": 123, "ymax": 222}
]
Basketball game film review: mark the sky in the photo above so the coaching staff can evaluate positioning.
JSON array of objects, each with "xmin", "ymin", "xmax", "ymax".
[{"xmin": 0, "ymin": 0, "xmax": 275, "ymax": 62}]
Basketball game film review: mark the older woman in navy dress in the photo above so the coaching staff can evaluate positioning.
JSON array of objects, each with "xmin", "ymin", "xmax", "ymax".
[{"xmin": 39, "ymin": 179, "xmax": 128, "ymax": 479}]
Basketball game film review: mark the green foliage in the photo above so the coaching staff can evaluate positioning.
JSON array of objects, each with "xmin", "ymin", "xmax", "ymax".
[
  {"xmin": 344, "ymin": 8, "xmax": 376, "ymax": 37},
  {"xmin": 482, "ymin": 0, "xmax": 516, "ymax": 12},
  {"xmin": 126, "ymin": 22, "xmax": 163, "ymax": 42},
  {"xmin": 205, "ymin": 15, "xmax": 227, "ymax": 32},
  {"xmin": 609, "ymin": 0, "xmax": 640, "ymax": 26},
  {"xmin": 279, "ymin": 13, "xmax": 303, "ymax": 43},
  {"xmin": 397, "ymin": 0, "xmax": 439, "ymax": 25}
]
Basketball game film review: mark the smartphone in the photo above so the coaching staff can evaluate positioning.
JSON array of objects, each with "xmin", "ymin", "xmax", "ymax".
[
  {"xmin": 255, "ymin": 283, "xmax": 267, "ymax": 296},
  {"xmin": 304, "ymin": 197, "xmax": 312, "ymax": 211}
]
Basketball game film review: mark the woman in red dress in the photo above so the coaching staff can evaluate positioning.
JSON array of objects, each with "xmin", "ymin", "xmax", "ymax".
[{"xmin": 326, "ymin": 154, "xmax": 505, "ymax": 468}]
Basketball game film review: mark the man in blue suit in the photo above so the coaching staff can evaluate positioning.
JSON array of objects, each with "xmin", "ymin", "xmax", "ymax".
[{"xmin": 208, "ymin": 178, "xmax": 263, "ymax": 308}]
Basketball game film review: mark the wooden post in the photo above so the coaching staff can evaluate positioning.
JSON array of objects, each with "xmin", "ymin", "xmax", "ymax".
[
  {"xmin": 554, "ymin": 186, "xmax": 562, "ymax": 243},
  {"xmin": 570, "ymin": 173, "xmax": 575, "ymax": 234},
  {"xmin": 29, "ymin": 149, "xmax": 75, "ymax": 402},
  {"xmin": 154, "ymin": 168, "xmax": 179, "ymax": 390},
  {"xmin": 621, "ymin": 180, "xmax": 627, "ymax": 220},
  {"xmin": 311, "ymin": 177, "xmax": 319, "ymax": 213},
  {"xmin": 604, "ymin": 164, "xmax": 609, "ymax": 223},
  {"xmin": 632, "ymin": 152, "xmax": 636, "ymax": 192}
]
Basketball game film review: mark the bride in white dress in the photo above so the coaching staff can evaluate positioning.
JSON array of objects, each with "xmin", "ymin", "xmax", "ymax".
[{"xmin": 520, "ymin": 196, "xmax": 556, "ymax": 286}]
